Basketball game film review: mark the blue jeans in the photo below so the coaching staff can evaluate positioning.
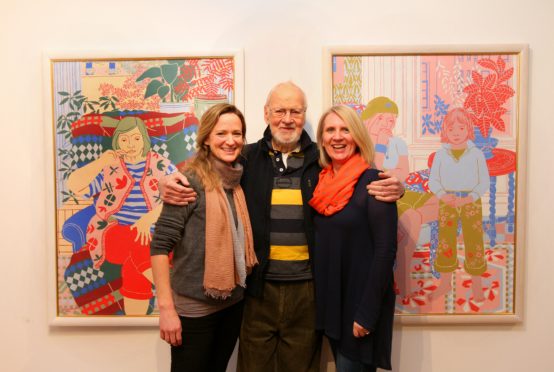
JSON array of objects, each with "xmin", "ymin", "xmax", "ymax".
[
  {"xmin": 329, "ymin": 339, "xmax": 377, "ymax": 372},
  {"xmin": 336, "ymin": 351, "xmax": 377, "ymax": 372}
]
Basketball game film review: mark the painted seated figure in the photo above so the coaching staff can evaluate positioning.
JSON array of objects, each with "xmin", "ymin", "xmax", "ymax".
[
  {"xmin": 66, "ymin": 116, "xmax": 176, "ymax": 315},
  {"xmin": 362, "ymin": 97, "xmax": 439, "ymax": 298}
]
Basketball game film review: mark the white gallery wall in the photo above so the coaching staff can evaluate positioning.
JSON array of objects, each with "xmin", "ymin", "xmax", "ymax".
[{"xmin": 1, "ymin": 0, "xmax": 553, "ymax": 371}]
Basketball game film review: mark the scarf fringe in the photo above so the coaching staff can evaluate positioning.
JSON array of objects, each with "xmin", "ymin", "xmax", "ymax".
[
  {"xmin": 204, "ymin": 288, "xmax": 233, "ymax": 300},
  {"xmin": 204, "ymin": 281, "xmax": 248, "ymax": 300}
]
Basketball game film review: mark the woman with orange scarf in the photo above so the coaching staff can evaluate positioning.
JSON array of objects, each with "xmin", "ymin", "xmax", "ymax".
[
  {"xmin": 150, "ymin": 103, "xmax": 257, "ymax": 372},
  {"xmin": 309, "ymin": 105, "xmax": 398, "ymax": 372}
]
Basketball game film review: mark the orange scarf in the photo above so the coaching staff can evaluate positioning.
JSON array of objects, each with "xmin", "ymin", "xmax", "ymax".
[
  {"xmin": 309, "ymin": 153, "xmax": 369, "ymax": 216},
  {"xmin": 205, "ymin": 185, "xmax": 257, "ymax": 299},
  {"xmin": 203, "ymin": 159, "xmax": 257, "ymax": 299}
]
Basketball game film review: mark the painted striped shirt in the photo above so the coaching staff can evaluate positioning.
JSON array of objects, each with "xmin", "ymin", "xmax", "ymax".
[{"xmin": 86, "ymin": 160, "xmax": 176, "ymax": 226}]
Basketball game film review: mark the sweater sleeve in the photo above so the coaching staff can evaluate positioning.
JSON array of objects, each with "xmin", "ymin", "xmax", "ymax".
[
  {"xmin": 354, "ymin": 172, "xmax": 398, "ymax": 331},
  {"xmin": 150, "ymin": 173, "xmax": 198, "ymax": 256}
]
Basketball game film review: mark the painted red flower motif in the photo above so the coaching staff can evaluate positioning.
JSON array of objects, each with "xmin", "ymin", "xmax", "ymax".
[
  {"xmin": 115, "ymin": 175, "xmax": 128, "ymax": 190},
  {"xmin": 149, "ymin": 178, "xmax": 159, "ymax": 191},
  {"xmin": 485, "ymin": 248, "xmax": 505, "ymax": 262},
  {"xmin": 406, "ymin": 173, "xmax": 422, "ymax": 185},
  {"xmin": 85, "ymin": 237, "xmax": 98, "ymax": 250},
  {"xmin": 484, "ymin": 281, "xmax": 500, "ymax": 301},
  {"xmin": 398, "ymin": 280, "xmax": 437, "ymax": 308},
  {"xmin": 463, "ymin": 56, "xmax": 515, "ymax": 137},
  {"xmin": 456, "ymin": 297, "xmax": 482, "ymax": 312}
]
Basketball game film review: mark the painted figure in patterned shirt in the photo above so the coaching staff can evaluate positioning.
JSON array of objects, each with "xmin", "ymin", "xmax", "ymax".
[
  {"xmin": 67, "ymin": 116, "xmax": 176, "ymax": 315},
  {"xmin": 428, "ymin": 108, "xmax": 490, "ymax": 302},
  {"xmin": 362, "ymin": 97, "xmax": 438, "ymax": 298}
]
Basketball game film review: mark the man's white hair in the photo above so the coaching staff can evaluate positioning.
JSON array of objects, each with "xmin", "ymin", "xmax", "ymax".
[{"xmin": 264, "ymin": 81, "xmax": 307, "ymax": 109}]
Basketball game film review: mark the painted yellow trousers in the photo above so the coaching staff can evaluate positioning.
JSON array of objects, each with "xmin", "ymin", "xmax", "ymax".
[{"xmin": 434, "ymin": 198, "xmax": 487, "ymax": 276}]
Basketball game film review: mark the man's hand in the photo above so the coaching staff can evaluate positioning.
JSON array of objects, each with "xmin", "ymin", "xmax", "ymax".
[
  {"xmin": 160, "ymin": 172, "xmax": 197, "ymax": 206},
  {"xmin": 366, "ymin": 170, "xmax": 405, "ymax": 202}
]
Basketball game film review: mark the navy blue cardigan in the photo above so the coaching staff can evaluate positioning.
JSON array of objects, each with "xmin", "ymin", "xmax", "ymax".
[{"xmin": 313, "ymin": 168, "xmax": 398, "ymax": 370}]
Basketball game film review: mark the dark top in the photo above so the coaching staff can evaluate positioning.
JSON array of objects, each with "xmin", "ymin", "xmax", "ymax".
[
  {"xmin": 264, "ymin": 138, "xmax": 312, "ymax": 281},
  {"xmin": 240, "ymin": 127, "xmax": 321, "ymax": 297},
  {"xmin": 313, "ymin": 168, "xmax": 398, "ymax": 369}
]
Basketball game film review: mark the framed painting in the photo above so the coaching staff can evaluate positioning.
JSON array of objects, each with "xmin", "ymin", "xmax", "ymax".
[
  {"xmin": 45, "ymin": 51, "xmax": 244, "ymax": 325},
  {"xmin": 323, "ymin": 45, "xmax": 528, "ymax": 324}
]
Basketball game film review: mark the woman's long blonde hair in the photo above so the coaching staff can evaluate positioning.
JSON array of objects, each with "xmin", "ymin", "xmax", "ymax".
[
  {"xmin": 316, "ymin": 105, "xmax": 375, "ymax": 168},
  {"xmin": 185, "ymin": 103, "xmax": 246, "ymax": 190}
]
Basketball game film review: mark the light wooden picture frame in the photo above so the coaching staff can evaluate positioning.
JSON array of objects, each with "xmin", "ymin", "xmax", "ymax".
[
  {"xmin": 323, "ymin": 45, "xmax": 528, "ymax": 324},
  {"xmin": 45, "ymin": 51, "xmax": 244, "ymax": 326}
]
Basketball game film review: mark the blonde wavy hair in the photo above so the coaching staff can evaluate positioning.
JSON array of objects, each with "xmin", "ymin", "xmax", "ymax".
[{"xmin": 316, "ymin": 105, "xmax": 375, "ymax": 168}]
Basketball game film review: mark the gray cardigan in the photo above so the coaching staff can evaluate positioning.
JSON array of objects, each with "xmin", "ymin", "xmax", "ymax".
[{"xmin": 150, "ymin": 171, "xmax": 244, "ymax": 304}]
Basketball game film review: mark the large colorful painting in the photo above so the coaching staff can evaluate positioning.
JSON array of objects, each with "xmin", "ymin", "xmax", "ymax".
[
  {"xmin": 47, "ymin": 53, "xmax": 243, "ymax": 325},
  {"xmin": 324, "ymin": 45, "xmax": 527, "ymax": 323}
]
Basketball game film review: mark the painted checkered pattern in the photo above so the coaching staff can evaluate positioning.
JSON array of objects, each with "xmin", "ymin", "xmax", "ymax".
[
  {"xmin": 72, "ymin": 143, "xmax": 103, "ymax": 164},
  {"xmin": 71, "ymin": 114, "xmax": 103, "ymax": 130},
  {"xmin": 65, "ymin": 266, "xmax": 105, "ymax": 292},
  {"xmin": 183, "ymin": 127, "xmax": 198, "ymax": 152},
  {"xmin": 81, "ymin": 294, "xmax": 117, "ymax": 315},
  {"xmin": 144, "ymin": 117, "xmax": 164, "ymax": 127},
  {"xmin": 152, "ymin": 143, "xmax": 170, "ymax": 158}
]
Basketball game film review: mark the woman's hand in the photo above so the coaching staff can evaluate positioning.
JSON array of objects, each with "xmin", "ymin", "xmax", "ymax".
[
  {"xmin": 159, "ymin": 308, "xmax": 182, "ymax": 346},
  {"xmin": 353, "ymin": 321, "xmax": 370, "ymax": 338},
  {"xmin": 151, "ymin": 255, "xmax": 180, "ymax": 346}
]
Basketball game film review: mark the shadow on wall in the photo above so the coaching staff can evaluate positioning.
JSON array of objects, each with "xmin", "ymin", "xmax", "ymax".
[
  {"xmin": 304, "ymin": 120, "xmax": 315, "ymax": 141},
  {"xmin": 392, "ymin": 327, "xmax": 424, "ymax": 372}
]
